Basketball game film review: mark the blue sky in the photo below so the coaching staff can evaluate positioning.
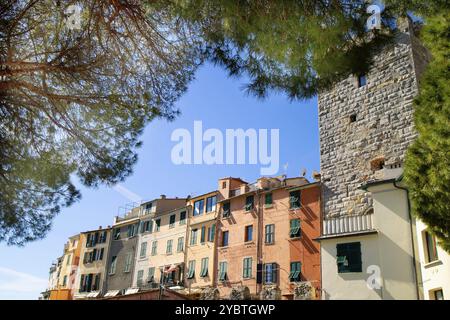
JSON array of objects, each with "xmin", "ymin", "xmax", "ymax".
[{"xmin": 0, "ymin": 63, "xmax": 319, "ymax": 300}]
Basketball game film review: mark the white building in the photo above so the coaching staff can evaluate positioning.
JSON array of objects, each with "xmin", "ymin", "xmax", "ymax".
[
  {"xmin": 415, "ymin": 219, "xmax": 450, "ymax": 300},
  {"xmin": 318, "ymin": 170, "xmax": 420, "ymax": 300}
]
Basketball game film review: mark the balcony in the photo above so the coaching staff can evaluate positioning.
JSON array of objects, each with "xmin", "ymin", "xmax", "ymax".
[{"xmin": 322, "ymin": 213, "xmax": 375, "ymax": 237}]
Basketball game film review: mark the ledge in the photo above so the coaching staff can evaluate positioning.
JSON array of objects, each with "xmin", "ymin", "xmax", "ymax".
[{"xmin": 314, "ymin": 230, "xmax": 378, "ymax": 241}]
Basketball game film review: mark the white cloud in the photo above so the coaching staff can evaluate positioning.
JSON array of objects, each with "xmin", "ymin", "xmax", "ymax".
[
  {"xmin": 112, "ymin": 184, "xmax": 143, "ymax": 203},
  {"xmin": 0, "ymin": 267, "xmax": 47, "ymax": 299}
]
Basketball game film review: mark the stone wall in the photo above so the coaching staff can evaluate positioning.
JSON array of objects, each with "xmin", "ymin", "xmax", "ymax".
[{"xmin": 318, "ymin": 18, "xmax": 429, "ymax": 219}]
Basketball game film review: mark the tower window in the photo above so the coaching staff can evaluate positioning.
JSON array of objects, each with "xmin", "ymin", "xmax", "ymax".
[
  {"xmin": 370, "ymin": 157, "xmax": 385, "ymax": 171},
  {"xmin": 358, "ymin": 74, "xmax": 367, "ymax": 87}
]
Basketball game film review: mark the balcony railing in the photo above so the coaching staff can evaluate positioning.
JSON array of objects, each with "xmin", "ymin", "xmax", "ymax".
[{"xmin": 322, "ymin": 213, "xmax": 375, "ymax": 236}]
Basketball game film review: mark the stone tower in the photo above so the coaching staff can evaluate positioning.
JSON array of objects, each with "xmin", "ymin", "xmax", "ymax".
[{"xmin": 318, "ymin": 17, "xmax": 430, "ymax": 219}]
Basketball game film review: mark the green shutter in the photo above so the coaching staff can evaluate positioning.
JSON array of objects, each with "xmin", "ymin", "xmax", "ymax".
[
  {"xmin": 290, "ymin": 219, "xmax": 301, "ymax": 238},
  {"xmin": 200, "ymin": 258, "xmax": 208, "ymax": 277},
  {"xmin": 265, "ymin": 193, "xmax": 273, "ymax": 205}
]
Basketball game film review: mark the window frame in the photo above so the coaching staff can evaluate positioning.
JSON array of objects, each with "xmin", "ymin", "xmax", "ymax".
[
  {"xmin": 242, "ymin": 257, "xmax": 252, "ymax": 279},
  {"xmin": 169, "ymin": 214, "xmax": 176, "ymax": 228},
  {"xmin": 218, "ymin": 261, "xmax": 228, "ymax": 281},
  {"xmin": 139, "ymin": 242, "xmax": 147, "ymax": 258},
  {"xmin": 221, "ymin": 230, "xmax": 229, "ymax": 247},
  {"xmin": 245, "ymin": 195, "xmax": 254, "ymax": 211},
  {"xmin": 166, "ymin": 239, "xmax": 173, "ymax": 255},
  {"xmin": 194, "ymin": 199, "xmax": 205, "ymax": 216},
  {"xmin": 245, "ymin": 225, "xmax": 253, "ymax": 242},
  {"xmin": 336, "ymin": 242, "xmax": 362, "ymax": 273},
  {"xmin": 289, "ymin": 261, "xmax": 301, "ymax": 282},
  {"xmin": 222, "ymin": 202, "xmax": 231, "ymax": 218},
  {"xmin": 200, "ymin": 257, "xmax": 209, "ymax": 277},
  {"xmin": 206, "ymin": 195, "xmax": 217, "ymax": 213},
  {"xmin": 265, "ymin": 224, "xmax": 275, "ymax": 244},
  {"xmin": 289, "ymin": 191, "xmax": 301, "ymax": 209}
]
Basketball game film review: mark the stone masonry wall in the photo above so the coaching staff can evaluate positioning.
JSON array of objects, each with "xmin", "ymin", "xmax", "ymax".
[{"xmin": 318, "ymin": 18, "xmax": 429, "ymax": 219}]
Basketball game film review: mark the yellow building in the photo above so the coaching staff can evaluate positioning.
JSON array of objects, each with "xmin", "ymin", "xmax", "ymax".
[
  {"xmin": 50, "ymin": 234, "xmax": 81, "ymax": 300},
  {"xmin": 184, "ymin": 191, "xmax": 218, "ymax": 294},
  {"xmin": 75, "ymin": 227, "xmax": 111, "ymax": 299}
]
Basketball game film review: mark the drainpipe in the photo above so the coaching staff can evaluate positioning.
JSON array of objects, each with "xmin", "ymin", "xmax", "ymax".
[
  {"xmin": 392, "ymin": 178, "xmax": 422, "ymax": 300},
  {"xmin": 256, "ymin": 189, "xmax": 264, "ymax": 296}
]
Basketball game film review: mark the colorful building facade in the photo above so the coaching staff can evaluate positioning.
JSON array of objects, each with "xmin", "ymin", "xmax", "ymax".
[
  {"xmin": 132, "ymin": 197, "xmax": 188, "ymax": 289},
  {"xmin": 216, "ymin": 176, "xmax": 321, "ymax": 299}
]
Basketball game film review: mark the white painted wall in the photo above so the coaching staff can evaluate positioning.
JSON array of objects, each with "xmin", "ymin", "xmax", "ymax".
[
  {"xmin": 321, "ymin": 234, "xmax": 382, "ymax": 300},
  {"xmin": 416, "ymin": 219, "xmax": 450, "ymax": 300},
  {"xmin": 321, "ymin": 182, "xmax": 419, "ymax": 300}
]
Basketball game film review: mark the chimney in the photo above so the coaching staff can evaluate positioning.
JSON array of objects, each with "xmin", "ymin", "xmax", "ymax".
[
  {"xmin": 160, "ymin": 194, "xmax": 166, "ymax": 199},
  {"xmin": 99, "ymin": 226, "xmax": 102, "ymax": 230}
]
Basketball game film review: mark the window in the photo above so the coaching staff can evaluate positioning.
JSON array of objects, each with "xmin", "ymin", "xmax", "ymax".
[
  {"xmin": 187, "ymin": 260, "xmax": 195, "ymax": 279},
  {"xmin": 289, "ymin": 262, "xmax": 301, "ymax": 282},
  {"xmin": 222, "ymin": 202, "xmax": 231, "ymax": 218},
  {"xmin": 148, "ymin": 267, "xmax": 155, "ymax": 282},
  {"xmin": 92, "ymin": 274, "xmax": 100, "ymax": 291},
  {"xmin": 66, "ymin": 254, "xmax": 71, "ymax": 265},
  {"xmin": 113, "ymin": 228, "xmax": 120, "ymax": 240},
  {"xmin": 265, "ymin": 224, "xmax": 275, "ymax": 244},
  {"xmin": 137, "ymin": 270, "xmax": 144, "ymax": 286},
  {"xmin": 431, "ymin": 289, "xmax": 444, "ymax": 300},
  {"xmin": 289, "ymin": 191, "xmax": 301, "ymax": 209},
  {"xmin": 144, "ymin": 202, "xmax": 153, "ymax": 214},
  {"xmin": 62, "ymin": 275, "xmax": 67, "ymax": 287},
  {"xmin": 200, "ymin": 257, "xmax": 209, "ymax": 277},
  {"xmin": 370, "ymin": 157, "xmax": 385, "ymax": 171},
  {"xmin": 179, "ymin": 211, "xmax": 186, "ymax": 225},
  {"xmin": 151, "ymin": 241, "xmax": 158, "ymax": 256},
  {"xmin": 206, "ymin": 196, "xmax": 217, "ymax": 213},
  {"xmin": 177, "ymin": 237, "xmax": 184, "ymax": 252},
  {"xmin": 190, "ymin": 229, "xmax": 198, "ymax": 245},
  {"xmin": 141, "ymin": 220, "xmax": 152, "ymax": 233},
  {"xmin": 245, "ymin": 195, "xmax": 254, "ymax": 211},
  {"xmin": 200, "ymin": 226, "xmax": 206, "ymax": 244},
  {"xmin": 194, "ymin": 199, "xmax": 205, "ymax": 216},
  {"xmin": 100, "ymin": 231, "xmax": 107, "ymax": 243},
  {"xmin": 219, "ymin": 262, "xmax": 228, "ymax": 281},
  {"xmin": 109, "ymin": 256, "xmax": 117, "ymax": 275},
  {"xmin": 245, "ymin": 225, "xmax": 253, "ymax": 242},
  {"xmin": 166, "ymin": 239, "xmax": 173, "ymax": 254},
  {"xmin": 155, "ymin": 219, "xmax": 161, "ymax": 232},
  {"xmin": 424, "ymin": 231, "xmax": 439, "ymax": 263},
  {"xmin": 207, "ymin": 224, "xmax": 216, "ymax": 242},
  {"xmin": 289, "ymin": 219, "xmax": 301, "ymax": 238},
  {"xmin": 243, "ymin": 257, "xmax": 252, "ymax": 279},
  {"xmin": 264, "ymin": 263, "xmax": 278, "ymax": 284},
  {"xmin": 222, "ymin": 181, "xmax": 227, "ymax": 189},
  {"xmin": 221, "ymin": 231, "xmax": 229, "ymax": 247},
  {"xmin": 140, "ymin": 242, "xmax": 147, "ymax": 258},
  {"xmin": 336, "ymin": 242, "xmax": 362, "ymax": 273},
  {"xmin": 358, "ymin": 74, "xmax": 367, "ymax": 87},
  {"xmin": 124, "ymin": 252, "xmax": 133, "ymax": 273},
  {"xmin": 169, "ymin": 214, "xmax": 176, "ymax": 228},
  {"xmin": 265, "ymin": 193, "xmax": 273, "ymax": 206},
  {"xmin": 94, "ymin": 248, "xmax": 104, "ymax": 261},
  {"xmin": 127, "ymin": 224, "xmax": 136, "ymax": 237}
]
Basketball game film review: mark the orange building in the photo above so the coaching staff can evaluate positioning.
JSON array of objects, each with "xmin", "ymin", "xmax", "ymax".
[{"xmin": 216, "ymin": 176, "xmax": 321, "ymax": 299}]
